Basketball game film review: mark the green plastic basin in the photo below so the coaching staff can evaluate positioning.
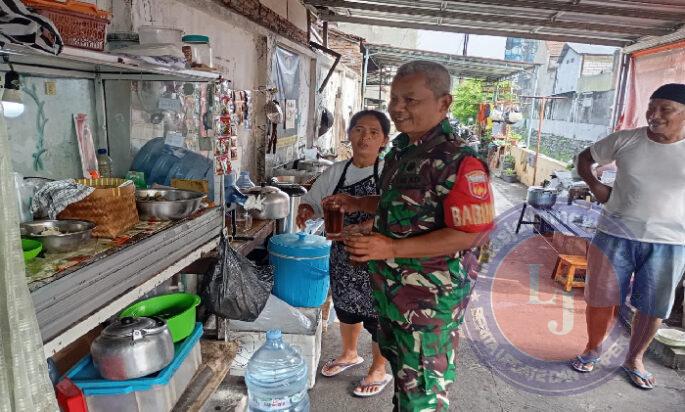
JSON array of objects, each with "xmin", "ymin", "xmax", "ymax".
[
  {"xmin": 22, "ymin": 238, "xmax": 42, "ymax": 262},
  {"xmin": 120, "ymin": 293, "xmax": 201, "ymax": 342}
]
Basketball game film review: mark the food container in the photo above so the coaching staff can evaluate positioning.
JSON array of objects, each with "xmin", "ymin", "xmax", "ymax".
[
  {"xmin": 268, "ymin": 233, "xmax": 331, "ymax": 307},
  {"xmin": 91, "ymin": 317, "xmax": 174, "ymax": 381},
  {"xmin": 138, "ymin": 25, "xmax": 183, "ymax": 45},
  {"xmin": 58, "ymin": 178, "xmax": 139, "ymax": 238},
  {"xmin": 244, "ymin": 184, "xmax": 290, "ymax": 221},
  {"xmin": 120, "ymin": 293, "xmax": 201, "ymax": 343},
  {"xmin": 20, "ymin": 220, "xmax": 95, "ymax": 253},
  {"xmin": 106, "ymin": 32, "xmax": 139, "ymax": 51},
  {"xmin": 22, "ymin": 238, "xmax": 42, "ymax": 262},
  {"xmin": 526, "ymin": 186, "xmax": 558, "ymax": 209},
  {"xmin": 65, "ymin": 323, "xmax": 203, "ymax": 412},
  {"xmin": 23, "ymin": 0, "xmax": 111, "ymax": 51},
  {"xmin": 135, "ymin": 189, "xmax": 205, "ymax": 221},
  {"xmin": 181, "ymin": 35, "xmax": 213, "ymax": 68}
]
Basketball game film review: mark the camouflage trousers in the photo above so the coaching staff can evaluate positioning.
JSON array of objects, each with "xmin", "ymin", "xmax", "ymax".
[{"xmin": 378, "ymin": 319, "xmax": 460, "ymax": 412}]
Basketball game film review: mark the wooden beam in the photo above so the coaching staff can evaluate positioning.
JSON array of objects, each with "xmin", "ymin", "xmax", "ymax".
[
  {"xmin": 305, "ymin": 0, "xmax": 672, "ymax": 36},
  {"xmin": 320, "ymin": 14, "xmax": 630, "ymax": 47}
]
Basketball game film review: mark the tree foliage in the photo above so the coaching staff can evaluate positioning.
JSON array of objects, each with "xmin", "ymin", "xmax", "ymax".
[{"xmin": 451, "ymin": 79, "xmax": 484, "ymax": 124}]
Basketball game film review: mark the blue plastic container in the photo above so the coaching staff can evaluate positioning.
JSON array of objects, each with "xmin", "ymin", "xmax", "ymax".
[
  {"xmin": 64, "ymin": 323, "xmax": 203, "ymax": 412},
  {"xmin": 268, "ymin": 233, "xmax": 331, "ymax": 307}
]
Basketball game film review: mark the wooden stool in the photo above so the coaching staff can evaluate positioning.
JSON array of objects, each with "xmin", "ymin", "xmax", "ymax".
[{"xmin": 551, "ymin": 254, "xmax": 588, "ymax": 292}]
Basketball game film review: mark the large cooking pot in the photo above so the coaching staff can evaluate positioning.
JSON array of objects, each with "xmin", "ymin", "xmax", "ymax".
[
  {"xmin": 527, "ymin": 186, "xmax": 558, "ymax": 209},
  {"xmin": 244, "ymin": 184, "xmax": 290, "ymax": 220},
  {"xmin": 91, "ymin": 316, "xmax": 174, "ymax": 380}
]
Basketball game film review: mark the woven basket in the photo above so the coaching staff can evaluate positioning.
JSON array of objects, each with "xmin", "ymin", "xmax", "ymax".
[
  {"xmin": 23, "ymin": 0, "xmax": 111, "ymax": 51},
  {"xmin": 58, "ymin": 178, "xmax": 139, "ymax": 238}
]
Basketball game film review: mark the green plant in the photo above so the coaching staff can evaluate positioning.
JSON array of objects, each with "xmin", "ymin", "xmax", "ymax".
[
  {"xmin": 504, "ymin": 168, "xmax": 516, "ymax": 176},
  {"xmin": 451, "ymin": 79, "xmax": 484, "ymax": 124},
  {"xmin": 504, "ymin": 154, "xmax": 515, "ymax": 164},
  {"xmin": 509, "ymin": 131, "xmax": 524, "ymax": 142}
]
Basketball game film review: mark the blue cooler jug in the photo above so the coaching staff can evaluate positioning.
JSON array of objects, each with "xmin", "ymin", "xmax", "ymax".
[{"xmin": 268, "ymin": 233, "xmax": 331, "ymax": 307}]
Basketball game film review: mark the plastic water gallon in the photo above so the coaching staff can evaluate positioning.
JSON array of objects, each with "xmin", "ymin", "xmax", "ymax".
[
  {"xmin": 245, "ymin": 329, "xmax": 309, "ymax": 412},
  {"xmin": 268, "ymin": 233, "xmax": 331, "ymax": 307}
]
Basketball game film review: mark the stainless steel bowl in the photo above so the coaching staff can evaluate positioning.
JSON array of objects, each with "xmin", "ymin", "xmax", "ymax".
[
  {"xmin": 135, "ymin": 189, "xmax": 205, "ymax": 221},
  {"xmin": 20, "ymin": 220, "xmax": 96, "ymax": 253}
]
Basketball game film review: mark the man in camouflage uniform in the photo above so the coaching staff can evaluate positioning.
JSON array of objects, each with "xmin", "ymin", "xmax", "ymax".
[{"xmin": 324, "ymin": 61, "xmax": 495, "ymax": 411}]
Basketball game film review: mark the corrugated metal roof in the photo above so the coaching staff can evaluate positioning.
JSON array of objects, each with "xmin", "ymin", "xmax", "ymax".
[
  {"xmin": 305, "ymin": 0, "xmax": 685, "ymax": 47},
  {"xmin": 365, "ymin": 43, "xmax": 536, "ymax": 83}
]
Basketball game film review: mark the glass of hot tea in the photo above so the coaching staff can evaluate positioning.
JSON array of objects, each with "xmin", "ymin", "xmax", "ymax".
[{"xmin": 323, "ymin": 203, "xmax": 344, "ymax": 238}]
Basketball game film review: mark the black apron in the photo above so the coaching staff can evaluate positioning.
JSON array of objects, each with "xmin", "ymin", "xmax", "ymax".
[{"xmin": 329, "ymin": 159, "xmax": 380, "ymax": 318}]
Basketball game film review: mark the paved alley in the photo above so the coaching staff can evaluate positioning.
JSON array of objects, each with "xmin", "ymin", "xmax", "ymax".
[{"xmin": 309, "ymin": 179, "xmax": 685, "ymax": 412}]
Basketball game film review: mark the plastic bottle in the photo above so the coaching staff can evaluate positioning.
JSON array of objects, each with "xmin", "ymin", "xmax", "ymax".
[
  {"xmin": 245, "ymin": 329, "xmax": 309, "ymax": 412},
  {"xmin": 97, "ymin": 148, "xmax": 113, "ymax": 178},
  {"xmin": 237, "ymin": 170, "xmax": 256, "ymax": 191}
]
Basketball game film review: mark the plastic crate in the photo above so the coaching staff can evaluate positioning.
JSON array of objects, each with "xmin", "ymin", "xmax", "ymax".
[
  {"xmin": 22, "ymin": 0, "xmax": 110, "ymax": 51},
  {"xmin": 64, "ymin": 323, "xmax": 203, "ymax": 412}
]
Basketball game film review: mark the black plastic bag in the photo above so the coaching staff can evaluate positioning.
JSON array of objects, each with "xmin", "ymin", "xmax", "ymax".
[{"xmin": 201, "ymin": 235, "xmax": 273, "ymax": 321}]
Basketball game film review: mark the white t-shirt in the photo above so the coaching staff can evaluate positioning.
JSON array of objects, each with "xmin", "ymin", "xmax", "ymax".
[
  {"xmin": 590, "ymin": 127, "xmax": 685, "ymax": 244},
  {"xmin": 301, "ymin": 159, "xmax": 383, "ymax": 218}
]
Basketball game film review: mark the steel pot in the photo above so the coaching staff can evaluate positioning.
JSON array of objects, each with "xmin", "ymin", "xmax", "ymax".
[
  {"xmin": 244, "ymin": 184, "xmax": 290, "ymax": 220},
  {"xmin": 527, "ymin": 186, "xmax": 558, "ymax": 209},
  {"xmin": 135, "ymin": 189, "xmax": 205, "ymax": 220},
  {"xmin": 91, "ymin": 316, "xmax": 174, "ymax": 380},
  {"xmin": 21, "ymin": 220, "xmax": 95, "ymax": 253}
]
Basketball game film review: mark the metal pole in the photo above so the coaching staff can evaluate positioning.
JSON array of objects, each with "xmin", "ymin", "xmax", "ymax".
[
  {"xmin": 361, "ymin": 47, "xmax": 369, "ymax": 109},
  {"xmin": 527, "ymin": 67, "xmax": 539, "ymax": 148},
  {"xmin": 379, "ymin": 64, "xmax": 383, "ymax": 102},
  {"xmin": 610, "ymin": 52, "xmax": 630, "ymax": 131},
  {"xmin": 532, "ymin": 97, "xmax": 546, "ymax": 185},
  {"xmin": 323, "ymin": 21, "xmax": 329, "ymax": 48}
]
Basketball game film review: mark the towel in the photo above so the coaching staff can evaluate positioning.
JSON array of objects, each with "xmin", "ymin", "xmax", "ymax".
[
  {"xmin": 0, "ymin": 0, "xmax": 63, "ymax": 55},
  {"xmin": 30, "ymin": 179, "xmax": 94, "ymax": 219}
]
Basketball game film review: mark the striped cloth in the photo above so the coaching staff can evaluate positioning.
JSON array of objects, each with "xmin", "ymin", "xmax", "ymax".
[
  {"xmin": 30, "ymin": 179, "xmax": 94, "ymax": 219},
  {"xmin": 0, "ymin": 0, "xmax": 63, "ymax": 55}
]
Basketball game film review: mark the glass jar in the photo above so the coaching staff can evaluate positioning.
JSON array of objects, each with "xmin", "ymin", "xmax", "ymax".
[{"xmin": 182, "ymin": 35, "xmax": 213, "ymax": 69}]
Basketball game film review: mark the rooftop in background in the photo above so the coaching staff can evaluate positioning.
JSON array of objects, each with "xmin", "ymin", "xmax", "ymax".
[
  {"xmin": 307, "ymin": 0, "xmax": 685, "ymax": 47},
  {"xmin": 546, "ymin": 41, "xmax": 566, "ymax": 58},
  {"xmin": 365, "ymin": 44, "xmax": 536, "ymax": 84},
  {"xmin": 565, "ymin": 43, "xmax": 620, "ymax": 55}
]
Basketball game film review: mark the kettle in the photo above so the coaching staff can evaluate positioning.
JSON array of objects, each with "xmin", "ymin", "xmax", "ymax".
[
  {"xmin": 90, "ymin": 317, "xmax": 174, "ymax": 380},
  {"xmin": 244, "ymin": 184, "xmax": 290, "ymax": 220}
]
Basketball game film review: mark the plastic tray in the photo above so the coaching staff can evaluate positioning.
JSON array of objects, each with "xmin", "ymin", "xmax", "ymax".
[{"xmin": 65, "ymin": 323, "xmax": 203, "ymax": 411}]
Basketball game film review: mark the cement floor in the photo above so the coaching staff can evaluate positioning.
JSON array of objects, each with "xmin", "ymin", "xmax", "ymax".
[{"xmin": 309, "ymin": 178, "xmax": 685, "ymax": 411}]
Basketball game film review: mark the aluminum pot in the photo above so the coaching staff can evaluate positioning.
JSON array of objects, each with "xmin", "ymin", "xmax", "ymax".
[
  {"xmin": 135, "ymin": 189, "xmax": 205, "ymax": 220},
  {"xmin": 527, "ymin": 186, "xmax": 558, "ymax": 209},
  {"xmin": 20, "ymin": 220, "xmax": 95, "ymax": 253},
  {"xmin": 91, "ymin": 316, "xmax": 174, "ymax": 380},
  {"xmin": 244, "ymin": 184, "xmax": 290, "ymax": 220}
]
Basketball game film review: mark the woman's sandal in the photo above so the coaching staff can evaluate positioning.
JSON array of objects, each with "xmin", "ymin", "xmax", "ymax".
[
  {"xmin": 352, "ymin": 373, "xmax": 393, "ymax": 397},
  {"xmin": 570, "ymin": 354, "xmax": 601, "ymax": 373},
  {"xmin": 320, "ymin": 357, "xmax": 364, "ymax": 377}
]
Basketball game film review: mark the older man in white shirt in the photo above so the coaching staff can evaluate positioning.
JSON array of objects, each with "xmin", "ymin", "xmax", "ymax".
[{"xmin": 571, "ymin": 83, "xmax": 685, "ymax": 390}]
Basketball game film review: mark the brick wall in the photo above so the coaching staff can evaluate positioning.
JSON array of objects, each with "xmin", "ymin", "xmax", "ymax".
[
  {"xmin": 221, "ymin": 0, "xmax": 307, "ymax": 45},
  {"xmin": 327, "ymin": 30, "xmax": 364, "ymax": 75}
]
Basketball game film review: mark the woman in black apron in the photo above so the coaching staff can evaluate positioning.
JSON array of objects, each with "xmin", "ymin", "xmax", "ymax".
[{"xmin": 296, "ymin": 110, "xmax": 392, "ymax": 397}]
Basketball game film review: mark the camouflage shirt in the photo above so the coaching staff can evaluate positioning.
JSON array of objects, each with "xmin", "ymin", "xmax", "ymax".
[{"xmin": 369, "ymin": 119, "xmax": 494, "ymax": 331}]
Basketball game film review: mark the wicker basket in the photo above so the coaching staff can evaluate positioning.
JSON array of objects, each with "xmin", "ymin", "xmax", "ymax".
[
  {"xmin": 58, "ymin": 178, "xmax": 139, "ymax": 238},
  {"xmin": 23, "ymin": 0, "xmax": 111, "ymax": 51}
]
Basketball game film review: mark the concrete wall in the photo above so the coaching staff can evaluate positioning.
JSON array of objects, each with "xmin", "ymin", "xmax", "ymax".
[
  {"xmin": 510, "ymin": 146, "xmax": 569, "ymax": 187},
  {"xmin": 555, "ymin": 49, "xmax": 582, "ymax": 95},
  {"xmin": 7, "ymin": 77, "xmax": 97, "ymax": 179},
  {"xmin": 335, "ymin": 23, "xmax": 418, "ymax": 49},
  {"xmin": 537, "ymin": 119, "xmax": 610, "ymax": 142}
]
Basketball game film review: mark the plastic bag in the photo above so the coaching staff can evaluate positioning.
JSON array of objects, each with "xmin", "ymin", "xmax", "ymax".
[
  {"xmin": 229, "ymin": 294, "xmax": 313, "ymax": 335},
  {"xmin": 201, "ymin": 235, "xmax": 273, "ymax": 321}
]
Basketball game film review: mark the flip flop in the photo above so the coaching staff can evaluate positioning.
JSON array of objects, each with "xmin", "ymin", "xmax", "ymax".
[
  {"xmin": 570, "ymin": 355, "xmax": 601, "ymax": 373},
  {"xmin": 352, "ymin": 373, "xmax": 393, "ymax": 397},
  {"xmin": 622, "ymin": 366, "xmax": 655, "ymax": 390},
  {"xmin": 320, "ymin": 357, "xmax": 364, "ymax": 377}
]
